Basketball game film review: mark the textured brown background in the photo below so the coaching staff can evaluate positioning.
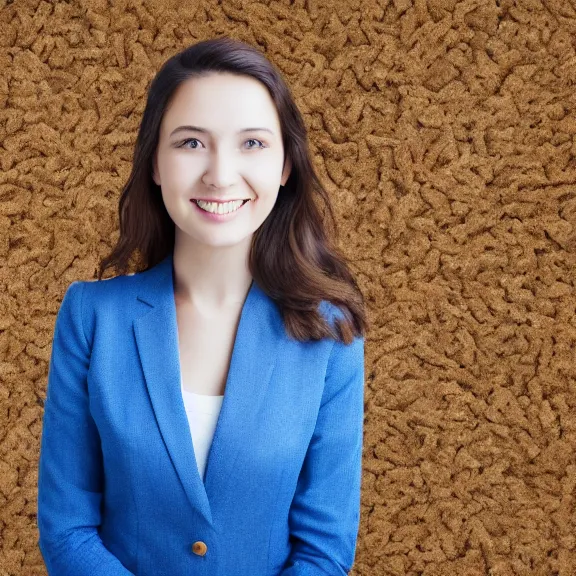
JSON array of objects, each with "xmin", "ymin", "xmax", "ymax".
[{"xmin": 1, "ymin": 0, "xmax": 576, "ymax": 575}]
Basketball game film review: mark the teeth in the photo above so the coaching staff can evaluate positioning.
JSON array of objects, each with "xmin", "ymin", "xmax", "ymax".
[{"xmin": 195, "ymin": 199, "xmax": 247, "ymax": 214}]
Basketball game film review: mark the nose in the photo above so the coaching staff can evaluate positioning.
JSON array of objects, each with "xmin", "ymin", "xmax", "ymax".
[{"xmin": 201, "ymin": 147, "xmax": 238, "ymax": 189}]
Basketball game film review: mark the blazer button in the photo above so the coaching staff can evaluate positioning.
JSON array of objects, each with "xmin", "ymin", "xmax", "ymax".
[{"xmin": 192, "ymin": 541, "xmax": 207, "ymax": 556}]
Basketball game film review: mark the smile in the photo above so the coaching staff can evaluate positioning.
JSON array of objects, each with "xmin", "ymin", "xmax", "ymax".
[
  {"xmin": 190, "ymin": 198, "xmax": 252, "ymax": 222},
  {"xmin": 192, "ymin": 198, "xmax": 250, "ymax": 214}
]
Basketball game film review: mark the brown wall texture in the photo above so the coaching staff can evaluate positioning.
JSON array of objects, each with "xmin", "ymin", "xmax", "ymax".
[{"xmin": 1, "ymin": 0, "xmax": 576, "ymax": 574}]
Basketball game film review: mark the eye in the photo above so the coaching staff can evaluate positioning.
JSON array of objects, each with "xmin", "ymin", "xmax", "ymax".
[
  {"xmin": 177, "ymin": 138, "xmax": 266, "ymax": 150},
  {"xmin": 178, "ymin": 138, "xmax": 203, "ymax": 149},
  {"xmin": 245, "ymin": 138, "xmax": 266, "ymax": 149}
]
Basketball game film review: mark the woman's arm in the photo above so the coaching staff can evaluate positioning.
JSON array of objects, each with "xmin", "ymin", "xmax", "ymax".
[
  {"xmin": 280, "ymin": 334, "xmax": 365, "ymax": 576},
  {"xmin": 37, "ymin": 281, "xmax": 134, "ymax": 576}
]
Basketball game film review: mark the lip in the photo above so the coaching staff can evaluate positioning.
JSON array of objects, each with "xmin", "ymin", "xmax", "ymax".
[
  {"xmin": 192, "ymin": 198, "xmax": 251, "ymax": 203},
  {"xmin": 190, "ymin": 197, "xmax": 252, "ymax": 222}
]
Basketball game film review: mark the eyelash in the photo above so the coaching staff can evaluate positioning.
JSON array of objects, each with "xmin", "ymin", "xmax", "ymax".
[{"xmin": 177, "ymin": 138, "xmax": 266, "ymax": 150}]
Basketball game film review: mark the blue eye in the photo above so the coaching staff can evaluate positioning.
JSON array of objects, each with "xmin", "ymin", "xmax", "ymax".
[
  {"xmin": 177, "ymin": 138, "xmax": 266, "ymax": 149},
  {"xmin": 245, "ymin": 138, "xmax": 265, "ymax": 149},
  {"xmin": 179, "ymin": 138, "xmax": 202, "ymax": 149}
]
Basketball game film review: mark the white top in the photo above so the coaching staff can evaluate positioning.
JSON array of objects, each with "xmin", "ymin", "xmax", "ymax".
[{"xmin": 180, "ymin": 380, "xmax": 224, "ymax": 481}]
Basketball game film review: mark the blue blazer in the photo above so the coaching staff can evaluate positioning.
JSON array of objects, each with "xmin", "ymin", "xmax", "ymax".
[{"xmin": 38, "ymin": 252, "xmax": 365, "ymax": 576}]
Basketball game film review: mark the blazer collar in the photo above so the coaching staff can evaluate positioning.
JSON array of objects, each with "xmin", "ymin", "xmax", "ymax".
[{"xmin": 133, "ymin": 251, "xmax": 283, "ymax": 528}]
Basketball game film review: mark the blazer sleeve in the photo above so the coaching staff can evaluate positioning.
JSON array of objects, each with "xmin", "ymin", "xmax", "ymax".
[
  {"xmin": 280, "ymin": 334, "xmax": 365, "ymax": 576},
  {"xmin": 37, "ymin": 281, "xmax": 134, "ymax": 576}
]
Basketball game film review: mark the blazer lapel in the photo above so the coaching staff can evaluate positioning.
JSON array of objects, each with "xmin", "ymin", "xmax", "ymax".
[{"xmin": 133, "ymin": 252, "xmax": 282, "ymax": 528}]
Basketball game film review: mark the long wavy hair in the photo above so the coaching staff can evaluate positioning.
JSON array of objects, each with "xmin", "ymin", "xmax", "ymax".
[{"xmin": 98, "ymin": 36, "xmax": 368, "ymax": 344}]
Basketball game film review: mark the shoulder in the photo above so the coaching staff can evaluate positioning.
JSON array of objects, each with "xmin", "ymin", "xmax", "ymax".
[
  {"xmin": 74, "ymin": 271, "xmax": 138, "ymax": 300},
  {"xmin": 64, "ymin": 272, "xmax": 142, "ymax": 331},
  {"xmin": 61, "ymin": 272, "xmax": 144, "ymax": 346}
]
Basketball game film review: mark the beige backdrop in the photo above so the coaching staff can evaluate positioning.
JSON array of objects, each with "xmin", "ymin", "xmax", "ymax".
[{"xmin": 1, "ymin": 0, "xmax": 575, "ymax": 574}]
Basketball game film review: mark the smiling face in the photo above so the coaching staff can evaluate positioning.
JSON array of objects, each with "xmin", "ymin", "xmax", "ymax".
[{"xmin": 152, "ymin": 72, "xmax": 291, "ymax": 249}]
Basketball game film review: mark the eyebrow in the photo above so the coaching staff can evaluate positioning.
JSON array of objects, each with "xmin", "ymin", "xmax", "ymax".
[{"xmin": 169, "ymin": 125, "xmax": 275, "ymax": 137}]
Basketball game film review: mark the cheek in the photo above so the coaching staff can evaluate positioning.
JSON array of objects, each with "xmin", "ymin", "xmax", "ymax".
[
  {"xmin": 244, "ymin": 161, "xmax": 284, "ymax": 194},
  {"xmin": 250, "ymin": 154, "xmax": 283, "ymax": 180},
  {"xmin": 252, "ymin": 191, "xmax": 280, "ymax": 226},
  {"xmin": 160, "ymin": 154, "xmax": 202, "ymax": 187}
]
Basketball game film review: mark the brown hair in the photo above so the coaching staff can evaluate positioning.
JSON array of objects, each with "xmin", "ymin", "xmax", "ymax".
[{"xmin": 98, "ymin": 36, "xmax": 368, "ymax": 344}]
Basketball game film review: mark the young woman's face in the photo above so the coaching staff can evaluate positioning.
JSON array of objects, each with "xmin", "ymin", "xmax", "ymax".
[{"xmin": 152, "ymin": 72, "xmax": 291, "ymax": 249}]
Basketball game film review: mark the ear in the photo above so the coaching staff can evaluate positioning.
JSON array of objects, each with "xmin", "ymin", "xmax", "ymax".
[
  {"xmin": 280, "ymin": 154, "xmax": 292, "ymax": 187},
  {"xmin": 152, "ymin": 151, "xmax": 160, "ymax": 186}
]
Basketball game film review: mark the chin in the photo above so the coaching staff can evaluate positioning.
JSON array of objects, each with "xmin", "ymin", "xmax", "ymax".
[{"xmin": 189, "ymin": 230, "xmax": 256, "ymax": 248}]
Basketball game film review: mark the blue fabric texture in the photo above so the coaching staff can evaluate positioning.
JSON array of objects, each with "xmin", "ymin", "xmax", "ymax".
[{"xmin": 37, "ymin": 251, "xmax": 365, "ymax": 576}]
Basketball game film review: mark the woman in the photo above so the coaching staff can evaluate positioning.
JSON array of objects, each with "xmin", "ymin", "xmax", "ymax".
[{"xmin": 37, "ymin": 37, "xmax": 367, "ymax": 576}]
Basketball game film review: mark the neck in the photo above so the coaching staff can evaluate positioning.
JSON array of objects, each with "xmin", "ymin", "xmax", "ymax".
[{"xmin": 172, "ymin": 235, "xmax": 253, "ymax": 311}]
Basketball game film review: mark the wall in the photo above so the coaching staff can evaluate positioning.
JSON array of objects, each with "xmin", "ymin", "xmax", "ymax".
[{"xmin": 1, "ymin": 0, "xmax": 575, "ymax": 574}]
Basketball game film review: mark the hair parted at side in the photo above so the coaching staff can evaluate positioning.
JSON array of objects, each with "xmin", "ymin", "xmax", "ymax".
[{"xmin": 98, "ymin": 36, "xmax": 368, "ymax": 344}]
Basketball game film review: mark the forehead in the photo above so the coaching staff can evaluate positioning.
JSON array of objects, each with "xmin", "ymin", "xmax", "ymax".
[{"xmin": 161, "ymin": 73, "xmax": 281, "ymax": 134}]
